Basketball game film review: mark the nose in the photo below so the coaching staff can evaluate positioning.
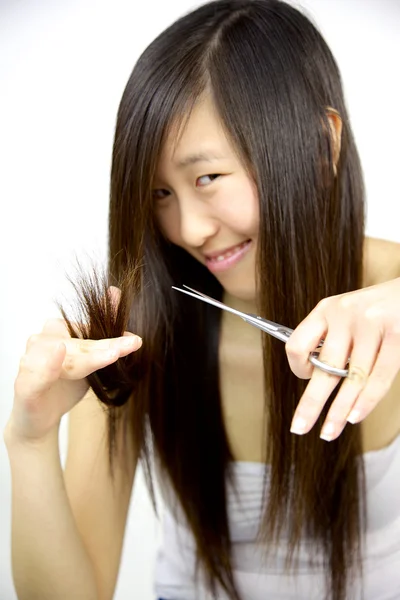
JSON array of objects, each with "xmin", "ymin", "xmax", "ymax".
[{"xmin": 178, "ymin": 197, "xmax": 219, "ymax": 249}]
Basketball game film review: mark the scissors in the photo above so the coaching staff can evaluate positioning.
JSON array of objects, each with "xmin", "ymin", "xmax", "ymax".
[{"xmin": 172, "ymin": 285, "xmax": 349, "ymax": 378}]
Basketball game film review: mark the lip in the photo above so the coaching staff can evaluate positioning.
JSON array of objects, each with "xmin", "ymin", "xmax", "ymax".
[
  {"xmin": 204, "ymin": 239, "xmax": 252, "ymax": 273},
  {"xmin": 204, "ymin": 240, "xmax": 251, "ymax": 259}
]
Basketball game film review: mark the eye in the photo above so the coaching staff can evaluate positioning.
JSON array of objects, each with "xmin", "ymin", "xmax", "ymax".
[
  {"xmin": 152, "ymin": 174, "xmax": 221, "ymax": 201},
  {"xmin": 152, "ymin": 188, "xmax": 170, "ymax": 201},
  {"xmin": 196, "ymin": 174, "xmax": 220, "ymax": 187}
]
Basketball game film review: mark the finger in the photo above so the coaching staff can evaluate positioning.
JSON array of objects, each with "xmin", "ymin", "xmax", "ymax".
[
  {"xmin": 26, "ymin": 331, "xmax": 69, "ymax": 353},
  {"xmin": 59, "ymin": 338, "xmax": 141, "ymax": 379},
  {"xmin": 318, "ymin": 324, "xmax": 381, "ymax": 440},
  {"xmin": 21, "ymin": 335, "xmax": 142, "ymax": 382},
  {"xmin": 289, "ymin": 326, "xmax": 352, "ymax": 435},
  {"xmin": 41, "ymin": 316, "xmax": 134, "ymax": 344},
  {"xmin": 285, "ymin": 302, "xmax": 329, "ymax": 379},
  {"xmin": 15, "ymin": 340, "xmax": 119, "ymax": 402},
  {"xmin": 345, "ymin": 330, "xmax": 400, "ymax": 425},
  {"xmin": 108, "ymin": 286, "xmax": 122, "ymax": 308},
  {"xmin": 104, "ymin": 285, "xmax": 122, "ymax": 318},
  {"xmin": 290, "ymin": 368, "xmax": 342, "ymax": 435},
  {"xmin": 69, "ymin": 334, "xmax": 142, "ymax": 354},
  {"xmin": 14, "ymin": 342, "xmax": 68, "ymax": 403},
  {"xmin": 19, "ymin": 341, "xmax": 119, "ymax": 386},
  {"xmin": 27, "ymin": 332, "xmax": 141, "ymax": 354}
]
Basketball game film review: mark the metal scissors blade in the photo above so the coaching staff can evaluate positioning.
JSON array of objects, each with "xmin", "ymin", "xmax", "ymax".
[
  {"xmin": 172, "ymin": 285, "xmax": 293, "ymax": 343},
  {"xmin": 172, "ymin": 285, "xmax": 349, "ymax": 378}
]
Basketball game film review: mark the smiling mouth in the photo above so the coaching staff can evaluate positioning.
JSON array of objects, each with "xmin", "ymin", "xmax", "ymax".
[
  {"xmin": 204, "ymin": 239, "xmax": 252, "ymax": 273},
  {"xmin": 205, "ymin": 239, "xmax": 252, "ymax": 262}
]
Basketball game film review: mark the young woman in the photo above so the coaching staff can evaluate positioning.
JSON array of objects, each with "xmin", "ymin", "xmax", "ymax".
[{"xmin": 5, "ymin": 1, "xmax": 400, "ymax": 600}]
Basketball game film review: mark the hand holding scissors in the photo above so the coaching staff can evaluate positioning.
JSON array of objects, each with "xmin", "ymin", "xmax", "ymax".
[
  {"xmin": 172, "ymin": 285, "xmax": 348, "ymax": 377},
  {"xmin": 173, "ymin": 277, "xmax": 400, "ymax": 441}
]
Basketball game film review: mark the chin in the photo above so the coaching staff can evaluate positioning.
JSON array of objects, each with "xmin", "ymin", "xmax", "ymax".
[
  {"xmin": 217, "ymin": 274, "xmax": 257, "ymax": 303},
  {"xmin": 232, "ymin": 288, "xmax": 257, "ymax": 302}
]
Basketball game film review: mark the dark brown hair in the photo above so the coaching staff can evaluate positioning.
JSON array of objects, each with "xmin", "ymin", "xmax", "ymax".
[{"xmin": 58, "ymin": 1, "xmax": 367, "ymax": 599}]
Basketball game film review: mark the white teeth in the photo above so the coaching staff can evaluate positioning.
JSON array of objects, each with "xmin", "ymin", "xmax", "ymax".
[{"xmin": 210, "ymin": 241, "xmax": 250, "ymax": 262}]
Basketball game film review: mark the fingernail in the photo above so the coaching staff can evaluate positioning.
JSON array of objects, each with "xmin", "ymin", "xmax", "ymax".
[
  {"xmin": 320, "ymin": 421, "xmax": 335, "ymax": 440},
  {"xmin": 121, "ymin": 335, "xmax": 142, "ymax": 347},
  {"xmin": 290, "ymin": 417, "xmax": 308, "ymax": 435},
  {"xmin": 347, "ymin": 409, "xmax": 360, "ymax": 424}
]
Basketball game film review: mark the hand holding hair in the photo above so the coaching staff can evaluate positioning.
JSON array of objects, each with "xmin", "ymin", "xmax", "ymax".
[{"xmin": 4, "ymin": 286, "xmax": 142, "ymax": 445}]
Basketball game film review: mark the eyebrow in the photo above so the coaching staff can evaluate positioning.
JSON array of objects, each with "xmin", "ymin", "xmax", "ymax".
[{"xmin": 174, "ymin": 151, "xmax": 227, "ymax": 169}]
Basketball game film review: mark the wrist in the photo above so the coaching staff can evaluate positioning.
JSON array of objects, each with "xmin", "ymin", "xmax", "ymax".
[{"xmin": 3, "ymin": 415, "xmax": 60, "ymax": 451}]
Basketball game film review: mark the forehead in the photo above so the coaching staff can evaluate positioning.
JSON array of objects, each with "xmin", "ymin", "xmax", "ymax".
[{"xmin": 157, "ymin": 93, "xmax": 234, "ymax": 170}]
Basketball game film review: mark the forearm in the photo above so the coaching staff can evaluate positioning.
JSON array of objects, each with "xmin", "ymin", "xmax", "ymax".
[{"xmin": 4, "ymin": 424, "xmax": 99, "ymax": 600}]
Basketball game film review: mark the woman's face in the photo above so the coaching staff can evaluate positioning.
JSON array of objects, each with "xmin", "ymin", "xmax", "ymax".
[{"xmin": 153, "ymin": 92, "xmax": 259, "ymax": 302}]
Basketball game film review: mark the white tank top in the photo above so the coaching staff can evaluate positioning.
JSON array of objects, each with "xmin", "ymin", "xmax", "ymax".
[{"xmin": 153, "ymin": 431, "xmax": 400, "ymax": 599}]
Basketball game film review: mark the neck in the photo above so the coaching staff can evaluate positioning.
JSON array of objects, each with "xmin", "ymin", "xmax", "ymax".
[
  {"xmin": 222, "ymin": 290, "xmax": 258, "ymax": 315},
  {"xmin": 221, "ymin": 290, "xmax": 262, "ymax": 344}
]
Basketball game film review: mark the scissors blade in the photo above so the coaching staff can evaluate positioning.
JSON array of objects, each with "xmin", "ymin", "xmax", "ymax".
[
  {"xmin": 246, "ymin": 313, "xmax": 293, "ymax": 342},
  {"xmin": 172, "ymin": 285, "xmax": 252, "ymax": 320},
  {"xmin": 172, "ymin": 285, "xmax": 291, "ymax": 343},
  {"xmin": 172, "ymin": 285, "xmax": 348, "ymax": 378}
]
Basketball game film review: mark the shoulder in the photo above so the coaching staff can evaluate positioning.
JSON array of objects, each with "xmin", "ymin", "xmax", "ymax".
[
  {"xmin": 360, "ymin": 237, "xmax": 400, "ymax": 451},
  {"xmin": 363, "ymin": 236, "xmax": 400, "ymax": 288}
]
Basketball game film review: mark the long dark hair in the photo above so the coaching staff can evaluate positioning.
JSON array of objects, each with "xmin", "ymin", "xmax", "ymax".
[{"xmin": 58, "ymin": 1, "xmax": 367, "ymax": 599}]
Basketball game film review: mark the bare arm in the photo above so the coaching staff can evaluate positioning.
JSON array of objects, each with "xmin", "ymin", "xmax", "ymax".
[
  {"xmin": 63, "ymin": 388, "xmax": 138, "ymax": 600},
  {"xmin": 4, "ymin": 423, "xmax": 99, "ymax": 600},
  {"xmin": 5, "ymin": 286, "xmax": 139, "ymax": 600}
]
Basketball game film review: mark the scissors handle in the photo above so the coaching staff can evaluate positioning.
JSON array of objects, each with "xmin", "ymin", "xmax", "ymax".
[
  {"xmin": 248, "ymin": 315, "xmax": 348, "ymax": 376},
  {"xmin": 309, "ymin": 351, "xmax": 349, "ymax": 377}
]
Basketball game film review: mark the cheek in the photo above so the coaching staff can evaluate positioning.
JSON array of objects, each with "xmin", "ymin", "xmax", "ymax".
[
  {"xmin": 154, "ymin": 205, "xmax": 181, "ymax": 244},
  {"xmin": 218, "ymin": 180, "xmax": 259, "ymax": 234}
]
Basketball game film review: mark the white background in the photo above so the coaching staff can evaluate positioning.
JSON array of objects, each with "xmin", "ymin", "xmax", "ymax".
[{"xmin": 1, "ymin": 1, "xmax": 399, "ymax": 599}]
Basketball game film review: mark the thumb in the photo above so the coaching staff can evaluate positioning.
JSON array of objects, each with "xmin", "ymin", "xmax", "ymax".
[
  {"xmin": 108, "ymin": 287, "xmax": 136, "ymax": 338},
  {"xmin": 107, "ymin": 286, "xmax": 122, "ymax": 312}
]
